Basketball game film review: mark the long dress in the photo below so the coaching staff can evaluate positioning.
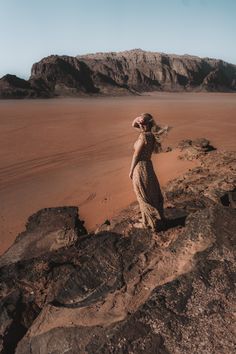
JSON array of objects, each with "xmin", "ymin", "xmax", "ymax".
[{"xmin": 132, "ymin": 131, "xmax": 164, "ymax": 231}]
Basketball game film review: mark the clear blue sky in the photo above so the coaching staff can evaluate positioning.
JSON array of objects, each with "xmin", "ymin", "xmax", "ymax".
[{"xmin": 0, "ymin": 0, "xmax": 235, "ymax": 79}]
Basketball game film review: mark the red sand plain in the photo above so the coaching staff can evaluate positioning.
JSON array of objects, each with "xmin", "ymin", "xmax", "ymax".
[{"xmin": 0, "ymin": 92, "xmax": 235, "ymax": 255}]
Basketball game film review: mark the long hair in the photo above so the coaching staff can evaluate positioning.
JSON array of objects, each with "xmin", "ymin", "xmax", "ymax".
[{"xmin": 140, "ymin": 113, "xmax": 163, "ymax": 153}]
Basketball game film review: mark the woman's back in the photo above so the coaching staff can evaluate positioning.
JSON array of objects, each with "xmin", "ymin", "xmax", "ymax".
[{"xmin": 133, "ymin": 132, "xmax": 155, "ymax": 161}]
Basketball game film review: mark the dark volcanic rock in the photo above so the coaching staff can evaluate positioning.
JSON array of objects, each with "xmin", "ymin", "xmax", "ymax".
[
  {"xmin": 0, "ymin": 206, "xmax": 87, "ymax": 268},
  {"xmin": 98, "ymin": 207, "xmax": 236, "ymax": 354},
  {"xmin": 0, "ymin": 289, "xmax": 40, "ymax": 354},
  {"xmin": 15, "ymin": 204, "xmax": 236, "ymax": 354},
  {"xmin": 0, "ymin": 142, "xmax": 235, "ymax": 353}
]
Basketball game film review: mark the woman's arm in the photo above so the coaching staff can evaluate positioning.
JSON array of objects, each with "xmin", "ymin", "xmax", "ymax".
[
  {"xmin": 129, "ymin": 135, "xmax": 145, "ymax": 179},
  {"xmin": 132, "ymin": 120, "xmax": 142, "ymax": 132},
  {"xmin": 156, "ymin": 125, "xmax": 170, "ymax": 136}
]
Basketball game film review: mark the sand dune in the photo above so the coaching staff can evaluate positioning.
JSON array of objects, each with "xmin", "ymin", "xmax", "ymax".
[{"xmin": 0, "ymin": 92, "xmax": 235, "ymax": 255}]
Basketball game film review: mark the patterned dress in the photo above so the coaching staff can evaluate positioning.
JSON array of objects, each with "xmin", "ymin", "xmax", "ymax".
[{"xmin": 132, "ymin": 132, "xmax": 164, "ymax": 231}]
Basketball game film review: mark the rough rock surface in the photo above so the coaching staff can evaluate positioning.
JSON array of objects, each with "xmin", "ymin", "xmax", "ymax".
[
  {"xmin": 30, "ymin": 55, "xmax": 131, "ymax": 96},
  {"xmin": 77, "ymin": 49, "xmax": 236, "ymax": 93},
  {"xmin": 0, "ymin": 206, "xmax": 87, "ymax": 268},
  {"xmin": 0, "ymin": 74, "xmax": 51, "ymax": 99},
  {"xmin": 177, "ymin": 138, "xmax": 216, "ymax": 160},
  {"xmin": 30, "ymin": 50, "xmax": 236, "ymax": 96},
  {"xmin": 1, "ymin": 49, "xmax": 236, "ymax": 98},
  {"xmin": 0, "ymin": 140, "xmax": 235, "ymax": 354}
]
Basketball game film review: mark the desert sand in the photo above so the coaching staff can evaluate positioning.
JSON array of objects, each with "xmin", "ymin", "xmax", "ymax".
[{"xmin": 0, "ymin": 92, "xmax": 235, "ymax": 255}]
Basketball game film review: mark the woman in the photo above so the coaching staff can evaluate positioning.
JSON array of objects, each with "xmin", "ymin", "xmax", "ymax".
[{"xmin": 129, "ymin": 113, "xmax": 168, "ymax": 232}]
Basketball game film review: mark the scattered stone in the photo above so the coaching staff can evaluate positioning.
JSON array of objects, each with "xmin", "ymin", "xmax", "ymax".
[
  {"xmin": 177, "ymin": 138, "xmax": 216, "ymax": 160},
  {"xmin": 178, "ymin": 139, "xmax": 192, "ymax": 149}
]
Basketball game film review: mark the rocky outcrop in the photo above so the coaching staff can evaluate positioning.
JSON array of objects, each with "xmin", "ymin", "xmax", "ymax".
[
  {"xmin": 0, "ymin": 74, "xmax": 51, "ymax": 99},
  {"xmin": 0, "ymin": 206, "xmax": 87, "ymax": 268},
  {"xmin": 1, "ymin": 49, "xmax": 236, "ymax": 98},
  {"xmin": 177, "ymin": 138, "xmax": 216, "ymax": 160},
  {"xmin": 77, "ymin": 49, "xmax": 236, "ymax": 93},
  {"xmin": 0, "ymin": 140, "xmax": 235, "ymax": 353},
  {"xmin": 30, "ymin": 55, "xmax": 132, "ymax": 96},
  {"xmin": 30, "ymin": 50, "xmax": 236, "ymax": 96},
  {"xmin": 30, "ymin": 56, "xmax": 99, "ymax": 96}
]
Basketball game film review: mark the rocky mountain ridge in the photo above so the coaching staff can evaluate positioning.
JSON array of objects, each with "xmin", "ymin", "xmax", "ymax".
[
  {"xmin": 0, "ymin": 139, "xmax": 235, "ymax": 353},
  {"xmin": 0, "ymin": 49, "xmax": 236, "ymax": 98}
]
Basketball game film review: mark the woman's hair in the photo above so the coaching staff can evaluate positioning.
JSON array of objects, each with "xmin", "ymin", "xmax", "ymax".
[{"xmin": 140, "ymin": 113, "xmax": 162, "ymax": 153}]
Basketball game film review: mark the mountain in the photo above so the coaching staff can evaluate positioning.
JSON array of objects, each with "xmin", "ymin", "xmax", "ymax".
[
  {"xmin": 77, "ymin": 49, "xmax": 236, "ymax": 92},
  {"xmin": 1, "ymin": 49, "xmax": 236, "ymax": 98},
  {"xmin": 0, "ymin": 140, "xmax": 235, "ymax": 353},
  {"xmin": 0, "ymin": 74, "xmax": 51, "ymax": 99}
]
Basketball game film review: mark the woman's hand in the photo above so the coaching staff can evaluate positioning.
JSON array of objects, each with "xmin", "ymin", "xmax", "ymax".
[
  {"xmin": 132, "ymin": 116, "xmax": 144, "ymax": 128},
  {"xmin": 129, "ymin": 170, "xmax": 133, "ymax": 179}
]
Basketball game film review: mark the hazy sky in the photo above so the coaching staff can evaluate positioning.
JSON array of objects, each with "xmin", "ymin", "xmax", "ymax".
[{"xmin": 0, "ymin": 0, "xmax": 235, "ymax": 78}]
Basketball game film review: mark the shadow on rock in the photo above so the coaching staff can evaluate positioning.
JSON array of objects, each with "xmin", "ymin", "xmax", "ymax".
[{"xmin": 156, "ymin": 207, "xmax": 188, "ymax": 232}]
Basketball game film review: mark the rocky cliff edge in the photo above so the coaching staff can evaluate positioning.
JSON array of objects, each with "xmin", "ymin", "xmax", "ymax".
[{"xmin": 0, "ymin": 139, "xmax": 235, "ymax": 354}]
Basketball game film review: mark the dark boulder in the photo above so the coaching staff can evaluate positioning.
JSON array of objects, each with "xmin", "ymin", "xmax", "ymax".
[{"xmin": 0, "ymin": 206, "xmax": 87, "ymax": 268}]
